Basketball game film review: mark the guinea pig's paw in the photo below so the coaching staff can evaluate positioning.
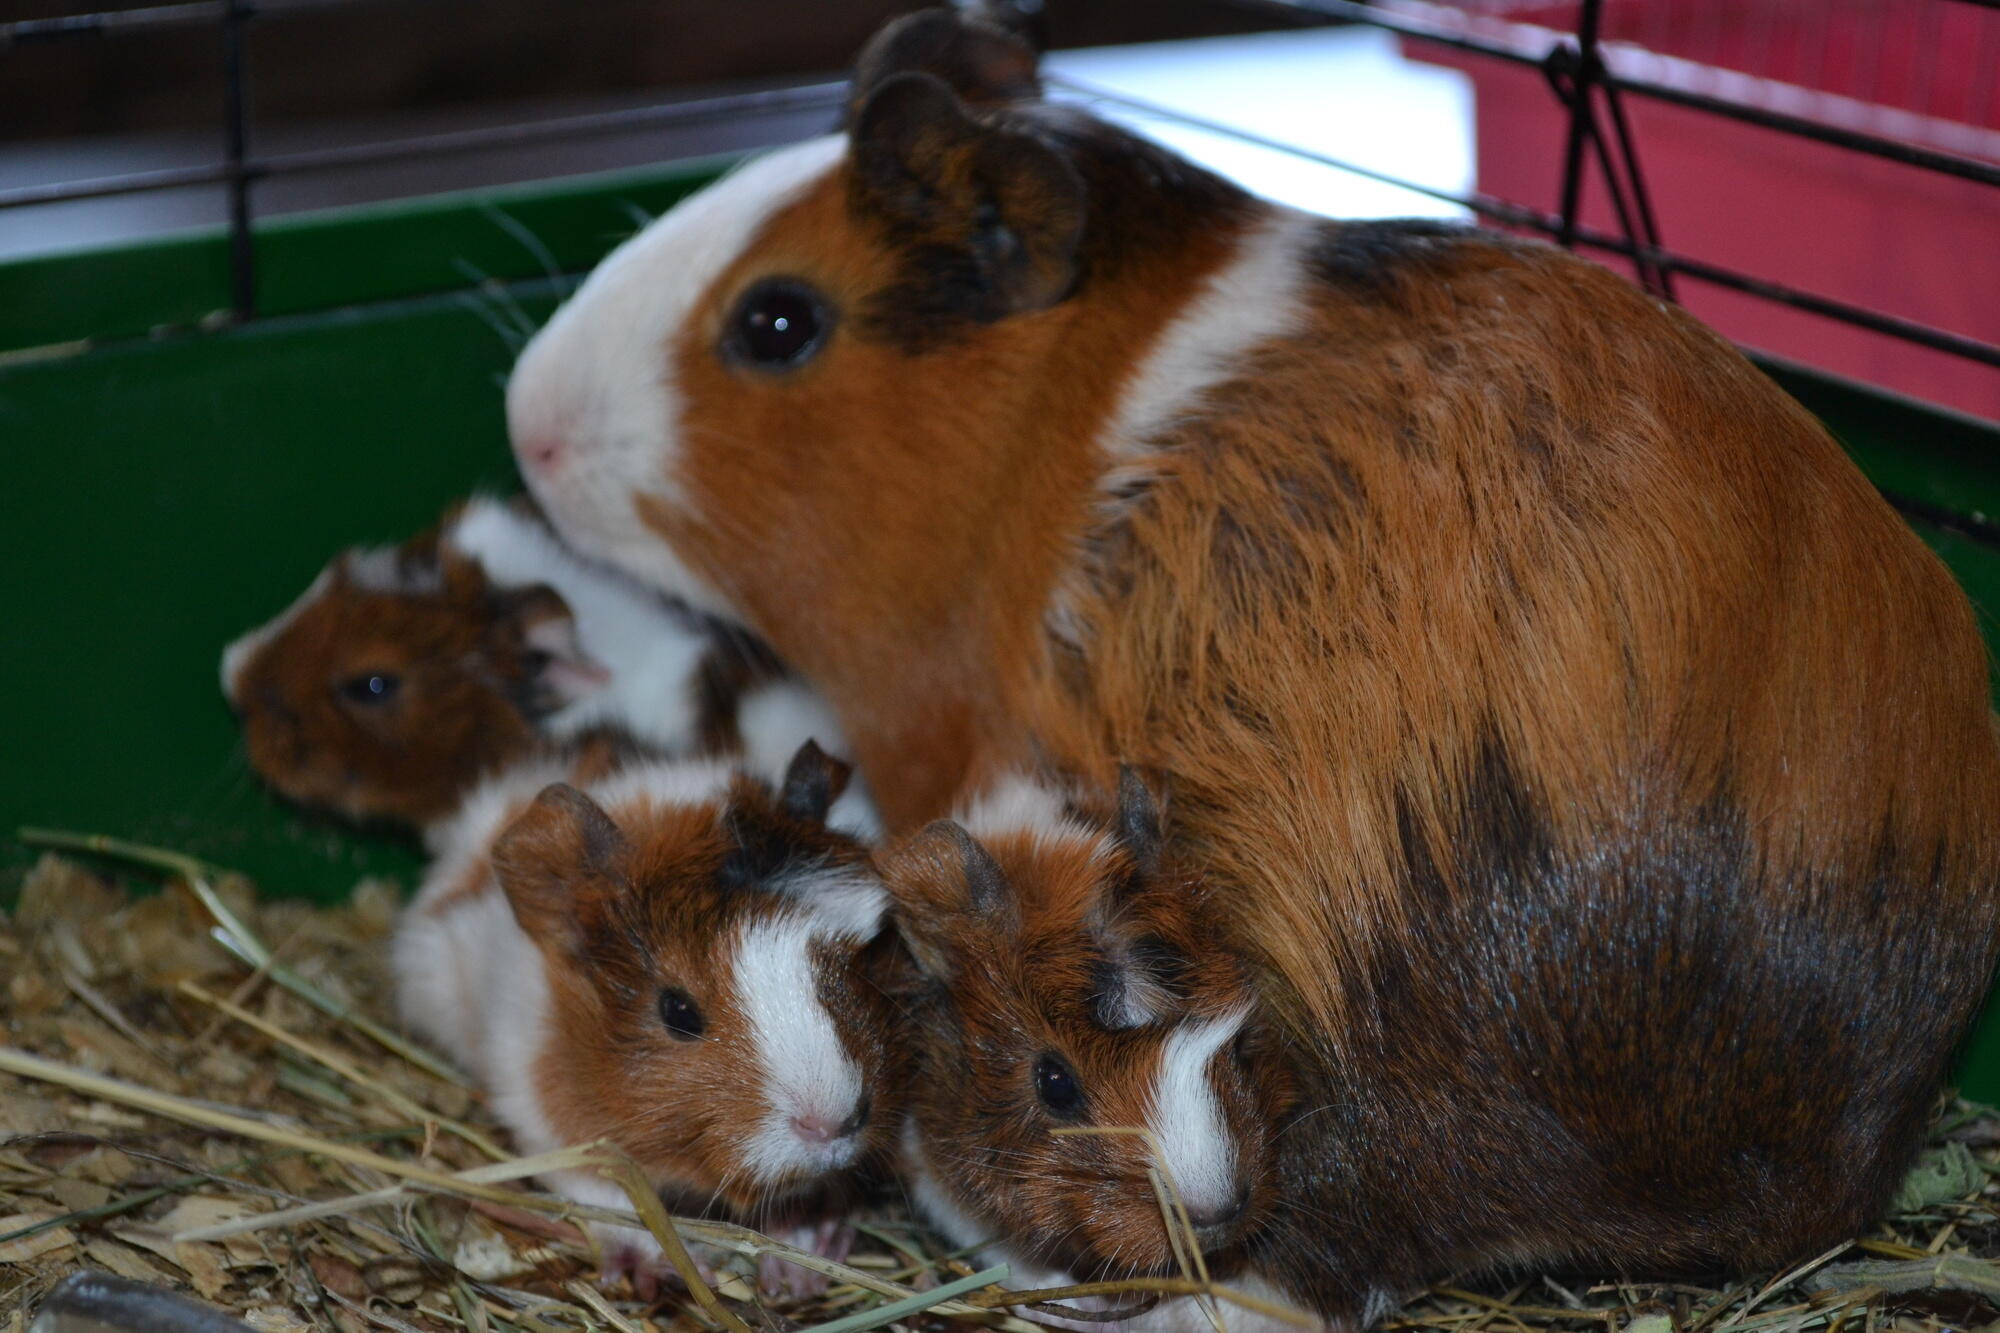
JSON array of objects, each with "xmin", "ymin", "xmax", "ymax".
[
  {"xmin": 755, "ymin": 1219, "xmax": 853, "ymax": 1301},
  {"xmin": 592, "ymin": 1222, "xmax": 707, "ymax": 1302}
]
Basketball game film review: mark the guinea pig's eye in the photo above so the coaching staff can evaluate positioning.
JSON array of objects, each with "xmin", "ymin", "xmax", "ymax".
[
  {"xmin": 658, "ymin": 988, "xmax": 706, "ymax": 1041},
  {"xmin": 724, "ymin": 278, "xmax": 832, "ymax": 370},
  {"xmin": 336, "ymin": 673, "xmax": 401, "ymax": 706},
  {"xmin": 1033, "ymin": 1053, "xmax": 1087, "ymax": 1120}
]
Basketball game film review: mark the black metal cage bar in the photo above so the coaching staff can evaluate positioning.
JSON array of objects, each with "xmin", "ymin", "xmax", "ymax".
[{"xmin": 3, "ymin": 0, "xmax": 1996, "ymax": 374}]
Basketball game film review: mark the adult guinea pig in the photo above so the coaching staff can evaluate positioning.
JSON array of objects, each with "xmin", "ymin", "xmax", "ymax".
[
  {"xmin": 884, "ymin": 768, "xmax": 1298, "ymax": 1333},
  {"xmin": 394, "ymin": 741, "xmax": 897, "ymax": 1295},
  {"xmin": 502, "ymin": 8, "xmax": 2000, "ymax": 1326},
  {"xmin": 221, "ymin": 496, "xmax": 875, "ymax": 836}
]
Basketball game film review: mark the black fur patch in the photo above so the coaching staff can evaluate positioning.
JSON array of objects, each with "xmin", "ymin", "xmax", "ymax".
[
  {"xmin": 855, "ymin": 103, "xmax": 1254, "ymax": 353},
  {"xmin": 1306, "ymin": 218, "xmax": 1475, "ymax": 298},
  {"xmin": 717, "ymin": 806, "xmax": 811, "ymax": 890},
  {"xmin": 689, "ymin": 620, "xmax": 788, "ymax": 757},
  {"xmin": 1260, "ymin": 721, "xmax": 1994, "ymax": 1321}
]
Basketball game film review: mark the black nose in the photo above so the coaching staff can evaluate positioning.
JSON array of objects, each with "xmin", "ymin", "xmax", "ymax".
[
  {"xmin": 1184, "ymin": 1185, "xmax": 1250, "ymax": 1235},
  {"xmin": 837, "ymin": 1094, "xmax": 871, "ymax": 1139}
]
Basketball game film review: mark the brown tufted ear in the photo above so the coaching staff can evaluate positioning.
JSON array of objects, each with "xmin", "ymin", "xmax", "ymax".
[
  {"xmin": 492, "ymin": 783, "xmax": 626, "ymax": 954},
  {"xmin": 937, "ymin": 819, "xmax": 1011, "ymax": 915},
  {"xmin": 849, "ymin": 7, "xmax": 1042, "ymax": 119},
  {"xmin": 881, "ymin": 818, "xmax": 1015, "ymax": 980},
  {"xmin": 849, "ymin": 72, "xmax": 1084, "ymax": 321}
]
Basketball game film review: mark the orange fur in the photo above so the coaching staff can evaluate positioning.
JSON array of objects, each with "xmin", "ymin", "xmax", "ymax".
[{"xmin": 537, "ymin": 11, "xmax": 2000, "ymax": 1322}]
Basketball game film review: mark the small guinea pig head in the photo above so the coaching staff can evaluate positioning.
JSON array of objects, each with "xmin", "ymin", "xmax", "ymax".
[
  {"xmin": 490, "ymin": 742, "xmax": 901, "ymax": 1217},
  {"xmin": 881, "ymin": 769, "xmax": 1291, "ymax": 1278},
  {"xmin": 220, "ymin": 539, "xmax": 607, "ymax": 828}
]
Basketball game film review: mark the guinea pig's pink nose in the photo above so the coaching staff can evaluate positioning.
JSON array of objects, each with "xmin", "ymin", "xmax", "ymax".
[
  {"xmin": 1184, "ymin": 1184, "xmax": 1251, "ymax": 1238},
  {"xmin": 513, "ymin": 425, "xmax": 566, "ymax": 477},
  {"xmin": 791, "ymin": 1096, "xmax": 870, "ymax": 1145}
]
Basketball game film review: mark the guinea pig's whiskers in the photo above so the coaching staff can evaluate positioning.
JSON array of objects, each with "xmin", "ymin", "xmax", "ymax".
[
  {"xmin": 451, "ymin": 258, "xmax": 539, "ymax": 349},
  {"xmin": 858, "ymin": 974, "xmax": 924, "ymax": 1027},
  {"xmin": 614, "ymin": 198, "xmax": 656, "ymax": 234},
  {"xmin": 455, "ymin": 287, "xmax": 528, "ymax": 355},
  {"xmin": 478, "ymin": 203, "xmax": 576, "ymax": 301},
  {"xmin": 1274, "ymin": 1101, "xmax": 1340, "ymax": 1142},
  {"xmin": 705, "ymin": 1161, "xmax": 749, "ymax": 1215}
]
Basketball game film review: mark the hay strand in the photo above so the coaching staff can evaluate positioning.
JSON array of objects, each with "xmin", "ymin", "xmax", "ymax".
[{"xmin": 9, "ymin": 844, "xmax": 2000, "ymax": 1333}]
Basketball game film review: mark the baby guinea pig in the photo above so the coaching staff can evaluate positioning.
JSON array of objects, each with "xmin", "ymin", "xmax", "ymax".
[
  {"xmin": 221, "ymin": 496, "xmax": 875, "ymax": 836},
  {"xmin": 220, "ymin": 517, "xmax": 589, "ymax": 828},
  {"xmin": 882, "ymin": 768, "xmax": 1300, "ymax": 1332},
  {"xmin": 393, "ymin": 740, "xmax": 899, "ymax": 1292}
]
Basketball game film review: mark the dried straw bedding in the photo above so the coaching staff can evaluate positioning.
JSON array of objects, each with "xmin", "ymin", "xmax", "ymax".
[{"xmin": 2, "ymin": 845, "xmax": 1997, "ymax": 1333}]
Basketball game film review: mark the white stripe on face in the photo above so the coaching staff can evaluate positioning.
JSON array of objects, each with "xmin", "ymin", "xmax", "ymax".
[
  {"xmin": 1144, "ymin": 1008, "xmax": 1248, "ymax": 1217},
  {"xmin": 734, "ymin": 912, "xmax": 867, "ymax": 1185},
  {"xmin": 505, "ymin": 136, "xmax": 847, "ymax": 617}
]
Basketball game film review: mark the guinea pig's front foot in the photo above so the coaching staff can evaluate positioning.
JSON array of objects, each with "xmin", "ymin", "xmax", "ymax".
[
  {"xmin": 756, "ymin": 1217, "xmax": 855, "ymax": 1302},
  {"xmin": 592, "ymin": 1223, "xmax": 718, "ymax": 1303}
]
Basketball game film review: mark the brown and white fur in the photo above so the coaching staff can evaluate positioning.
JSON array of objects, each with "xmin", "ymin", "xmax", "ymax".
[
  {"xmin": 503, "ymin": 9, "xmax": 2000, "ymax": 1325},
  {"xmin": 393, "ymin": 741, "xmax": 897, "ymax": 1294},
  {"xmin": 883, "ymin": 768, "xmax": 1297, "ymax": 1333},
  {"xmin": 221, "ymin": 496, "xmax": 876, "ymax": 837}
]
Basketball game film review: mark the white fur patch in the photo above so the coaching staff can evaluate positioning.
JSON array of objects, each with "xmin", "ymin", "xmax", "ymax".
[
  {"xmin": 219, "ymin": 565, "xmax": 334, "ymax": 701},
  {"xmin": 1145, "ymin": 1008, "xmax": 1248, "ymax": 1217},
  {"xmin": 1048, "ymin": 208, "xmax": 1320, "ymax": 649},
  {"xmin": 734, "ymin": 678, "xmax": 849, "ymax": 789},
  {"xmin": 396, "ymin": 755, "xmax": 575, "ymax": 1129},
  {"xmin": 956, "ymin": 771, "xmax": 1108, "ymax": 860},
  {"xmin": 734, "ymin": 913, "xmax": 868, "ymax": 1185},
  {"xmin": 342, "ymin": 543, "xmax": 436, "ymax": 594},
  {"xmin": 445, "ymin": 496, "xmax": 713, "ymax": 752},
  {"xmin": 1097, "ymin": 208, "xmax": 1320, "ymax": 470},
  {"xmin": 770, "ymin": 866, "xmax": 888, "ymax": 941},
  {"xmin": 735, "ymin": 678, "xmax": 883, "ymax": 840},
  {"xmin": 586, "ymin": 756, "xmax": 737, "ymax": 814},
  {"xmin": 505, "ymin": 136, "xmax": 847, "ymax": 616},
  {"xmin": 1096, "ymin": 952, "xmax": 1175, "ymax": 1031}
]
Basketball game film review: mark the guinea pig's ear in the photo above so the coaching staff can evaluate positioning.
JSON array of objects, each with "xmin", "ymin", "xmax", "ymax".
[
  {"xmin": 944, "ymin": 820, "xmax": 1011, "ymax": 915},
  {"xmin": 438, "ymin": 551, "xmax": 484, "ymax": 603},
  {"xmin": 849, "ymin": 7, "xmax": 1041, "ymax": 117},
  {"xmin": 1114, "ymin": 765, "xmax": 1166, "ymax": 879},
  {"xmin": 850, "ymin": 71, "xmax": 1085, "ymax": 319},
  {"xmin": 494, "ymin": 584, "xmax": 610, "ymax": 711},
  {"xmin": 491, "ymin": 783, "xmax": 626, "ymax": 954},
  {"xmin": 900, "ymin": 819, "xmax": 1012, "ymax": 916},
  {"xmin": 883, "ymin": 819, "xmax": 1013, "ymax": 980},
  {"xmin": 779, "ymin": 739, "xmax": 854, "ymax": 826}
]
